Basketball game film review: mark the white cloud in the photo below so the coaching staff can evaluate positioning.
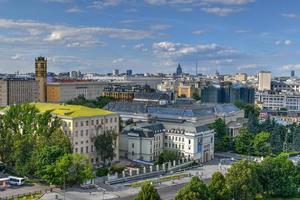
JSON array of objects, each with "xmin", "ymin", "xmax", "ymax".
[
  {"xmin": 134, "ymin": 43, "xmax": 148, "ymax": 51},
  {"xmin": 112, "ymin": 58, "xmax": 125, "ymax": 64},
  {"xmin": 202, "ymin": 7, "xmax": 242, "ymax": 16},
  {"xmin": 88, "ymin": 0, "xmax": 124, "ymax": 9},
  {"xmin": 282, "ymin": 13, "xmax": 299, "ymax": 19},
  {"xmin": 203, "ymin": 0, "xmax": 255, "ymax": 5},
  {"xmin": 192, "ymin": 30, "xmax": 206, "ymax": 35},
  {"xmin": 280, "ymin": 64, "xmax": 300, "ymax": 71},
  {"xmin": 275, "ymin": 40, "xmax": 292, "ymax": 46},
  {"xmin": 66, "ymin": 7, "xmax": 83, "ymax": 13}
]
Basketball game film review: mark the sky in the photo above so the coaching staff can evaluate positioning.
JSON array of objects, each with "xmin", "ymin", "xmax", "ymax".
[{"xmin": 0, "ymin": 0, "xmax": 300, "ymax": 76}]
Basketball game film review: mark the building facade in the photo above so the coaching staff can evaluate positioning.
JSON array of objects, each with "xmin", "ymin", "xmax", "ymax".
[
  {"xmin": 33, "ymin": 103, "xmax": 120, "ymax": 165},
  {"xmin": 35, "ymin": 57, "xmax": 47, "ymax": 102},
  {"xmin": 258, "ymin": 71, "xmax": 271, "ymax": 91},
  {"xmin": 0, "ymin": 79, "xmax": 39, "ymax": 106}
]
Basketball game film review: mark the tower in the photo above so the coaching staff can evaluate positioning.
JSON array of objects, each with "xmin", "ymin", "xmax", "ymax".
[
  {"xmin": 258, "ymin": 71, "xmax": 271, "ymax": 91},
  {"xmin": 35, "ymin": 57, "xmax": 47, "ymax": 102},
  {"xmin": 176, "ymin": 63, "xmax": 182, "ymax": 76}
]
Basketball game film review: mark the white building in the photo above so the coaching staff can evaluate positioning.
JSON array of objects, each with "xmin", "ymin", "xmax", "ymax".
[
  {"xmin": 255, "ymin": 91, "xmax": 300, "ymax": 112},
  {"xmin": 258, "ymin": 71, "xmax": 271, "ymax": 91},
  {"xmin": 120, "ymin": 121, "xmax": 214, "ymax": 163}
]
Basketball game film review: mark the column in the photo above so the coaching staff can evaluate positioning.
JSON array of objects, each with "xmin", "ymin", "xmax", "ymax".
[
  {"xmin": 143, "ymin": 167, "xmax": 147, "ymax": 174},
  {"xmin": 162, "ymin": 163, "xmax": 166, "ymax": 171},
  {"xmin": 150, "ymin": 166, "xmax": 153, "ymax": 172},
  {"xmin": 129, "ymin": 169, "xmax": 133, "ymax": 176},
  {"xmin": 137, "ymin": 168, "xmax": 140, "ymax": 175},
  {"xmin": 122, "ymin": 171, "xmax": 126, "ymax": 178},
  {"xmin": 156, "ymin": 165, "xmax": 159, "ymax": 171},
  {"xmin": 173, "ymin": 160, "xmax": 176, "ymax": 166}
]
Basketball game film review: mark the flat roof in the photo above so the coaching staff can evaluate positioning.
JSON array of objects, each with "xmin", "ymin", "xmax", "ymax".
[{"xmin": 32, "ymin": 103, "xmax": 115, "ymax": 118}]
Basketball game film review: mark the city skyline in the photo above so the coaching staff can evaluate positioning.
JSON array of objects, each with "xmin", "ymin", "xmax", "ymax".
[{"xmin": 0, "ymin": 0, "xmax": 300, "ymax": 75}]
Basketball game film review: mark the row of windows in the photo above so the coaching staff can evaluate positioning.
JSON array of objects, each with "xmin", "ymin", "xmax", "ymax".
[
  {"xmin": 74, "ymin": 126, "xmax": 117, "ymax": 137},
  {"xmin": 165, "ymin": 142, "xmax": 188, "ymax": 150},
  {"xmin": 165, "ymin": 135, "xmax": 190, "ymax": 143},
  {"xmin": 73, "ymin": 117, "xmax": 118, "ymax": 128},
  {"xmin": 74, "ymin": 145, "xmax": 94, "ymax": 154}
]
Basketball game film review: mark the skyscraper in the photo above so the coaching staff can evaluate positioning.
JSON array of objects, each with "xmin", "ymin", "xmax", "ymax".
[
  {"xmin": 258, "ymin": 71, "xmax": 271, "ymax": 91},
  {"xmin": 35, "ymin": 56, "xmax": 47, "ymax": 102},
  {"xmin": 126, "ymin": 69, "xmax": 133, "ymax": 76},
  {"xmin": 291, "ymin": 70, "xmax": 295, "ymax": 77},
  {"xmin": 176, "ymin": 63, "xmax": 182, "ymax": 76}
]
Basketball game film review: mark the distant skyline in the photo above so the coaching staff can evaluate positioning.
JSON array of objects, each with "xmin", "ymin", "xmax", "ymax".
[{"xmin": 0, "ymin": 0, "xmax": 300, "ymax": 75}]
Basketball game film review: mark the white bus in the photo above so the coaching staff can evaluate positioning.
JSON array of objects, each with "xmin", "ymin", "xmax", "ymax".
[{"xmin": 8, "ymin": 176, "xmax": 25, "ymax": 186}]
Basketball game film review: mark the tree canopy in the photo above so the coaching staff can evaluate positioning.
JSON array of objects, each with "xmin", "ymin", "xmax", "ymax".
[{"xmin": 133, "ymin": 183, "xmax": 161, "ymax": 200}]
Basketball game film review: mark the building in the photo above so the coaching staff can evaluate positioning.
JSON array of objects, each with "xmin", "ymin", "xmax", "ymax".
[
  {"xmin": 120, "ymin": 121, "xmax": 214, "ymax": 163},
  {"xmin": 0, "ymin": 78, "xmax": 39, "ymax": 107},
  {"xmin": 176, "ymin": 63, "xmax": 183, "ymax": 76},
  {"xmin": 47, "ymin": 81, "xmax": 109, "ymax": 103},
  {"xmin": 35, "ymin": 57, "xmax": 47, "ymax": 102},
  {"xmin": 255, "ymin": 91, "xmax": 300, "ymax": 112},
  {"xmin": 113, "ymin": 69, "xmax": 119, "ymax": 76},
  {"xmin": 33, "ymin": 103, "xmax": 120, "ymax": 165},
  {"xmin": 258, "ymin": 71, "xmax": 271, "ymax": 91},
  {"xmin": 133, "ymin": 92, "xmax": 170, "ymax": 105},
  {"xmin": 235, "ymin": 73, "xmax": 247, "ymax": 82},
  {"xmin": 126, "ymin": 70, "xmax": 133, "ymax": 76},
  {"xmin": 178, "ymin": 84, "xmax": 196, "ymax": 98},
  {"xmin": 201, "ymin": 83, "xmax": 255, "ymax": 104},
  {"xmin": 291, "ymin": 70, "xmax": 295, "ymax": 77}
]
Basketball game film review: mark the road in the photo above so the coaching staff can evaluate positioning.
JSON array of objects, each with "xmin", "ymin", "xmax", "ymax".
[{"xmin": 112, "ymin": 183, "xmax": 186, "ymax": 200}]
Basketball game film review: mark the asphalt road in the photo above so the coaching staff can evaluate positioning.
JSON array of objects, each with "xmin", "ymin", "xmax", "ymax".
[{"xmin": 112, "ymin": 183, "xmax": 187, "ymax": 200}]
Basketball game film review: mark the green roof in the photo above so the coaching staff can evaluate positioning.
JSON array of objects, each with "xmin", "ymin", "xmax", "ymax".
[{"xmin": 32, "ymin": 103, "xmax": 115, "ymax": 118}]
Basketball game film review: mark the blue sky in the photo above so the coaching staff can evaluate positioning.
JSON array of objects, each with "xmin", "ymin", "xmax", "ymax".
[{"xmin": 0, "ymin": 0, "xmax": 300, "ymax": 75}]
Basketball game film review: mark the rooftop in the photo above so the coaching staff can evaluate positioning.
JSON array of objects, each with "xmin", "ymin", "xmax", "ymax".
[{"xmin": 32, "ymin": 103, "xmax": 115, "ymax": 118}]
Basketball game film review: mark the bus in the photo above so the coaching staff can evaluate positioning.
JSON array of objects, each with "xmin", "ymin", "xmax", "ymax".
[{"xmin": 8, "ymin": 176, "xmax": 25, "ymax": 186}]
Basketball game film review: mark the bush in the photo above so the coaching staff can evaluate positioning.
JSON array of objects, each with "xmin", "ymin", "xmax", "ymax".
[
  {"xmin": 109, "ymin": 165, "xmax": 125, "ymax": 174},
  {"xmin": 96, "ymin": 167, "xmax": 109, "ymax": 177}
]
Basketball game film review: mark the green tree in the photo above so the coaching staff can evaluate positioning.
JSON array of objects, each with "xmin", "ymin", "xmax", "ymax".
[
  {"xmin": 253, "ymin": 131, "xmax": 271, "ymax": 156},
  {"xmin": 94, "ymin": 130, "xmax": 117, "ymax": 166},
  {"xmin": 234, "ymin": 129, "xmax": 254, "ymax": 155},
  {"xmin": 157, "ymin": 151, "xmax": 179, "ymax": 165},
  {"xmin": 258, "ymin": 155, "xmax": 297, "ymax": 197},
  {"xmin": 0, "ymin": 116, "xmax": 13, "ymax": 163},
  {"xmin": 174, "ymin": 176, "xmax": 210, "ymax": 200},
  {"xmin": 43, "ymin": 154, "xmax": 94, "ymax": 186},
  {"xmin": 209, "ymin": 172, "xmax": 229, "ymax": 200},
  {"xmin": 225, "ymin": 160, "xmax": 261, "ymax": 200},
  {"xmin": 133, "ymin": 183, "xmax": 161, "ymax": 200},
  {"xmin": 210, "ymin": 118, "xmax": 231, "ymax": 152},
  {"xmin": 66, "ymin": 95, "xmax": 115, "ymax": 108}
]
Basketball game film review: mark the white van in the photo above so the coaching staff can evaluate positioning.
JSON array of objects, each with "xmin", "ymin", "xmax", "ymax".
[{"xmin": 8, "ymin": 176, "xmax": 25, "ymax": 186}]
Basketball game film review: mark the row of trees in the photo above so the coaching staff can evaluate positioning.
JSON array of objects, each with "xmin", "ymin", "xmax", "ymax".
[
  {"xmin": 66, "ymin": 95, "xmax": 115, "ymax": 108},
  {"xmin": 133, "ymin": 154, "xmax": 300, "ymax": 200},
  {"xmin": 0, "ymin": 104, "xmax": 94, "ymax": 185},
  {"xmin": 211, "ymin": 102, "xmax": 300, "ymax": 156}
]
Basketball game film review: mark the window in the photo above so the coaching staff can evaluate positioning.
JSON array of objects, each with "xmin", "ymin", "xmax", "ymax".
[
  {"xmin": 188, "ymin": 139, "xmax": 191, "ymax": 144},
  {"xmin": 91, "ymin": 145, "xmax": 94, "ymax": 152},
  {"xmin": 86, "ymin": 121, "xmax": 89, "ymax": 126},
  {"xmin": 175, "ymin": 137, "xmax": 177, "ymax": 141},
  {"xmin": 81, "ymin": 121, "xmax": 84, "ymax": 127},
  {"xmin": 75, "ymin": 148, "xmax": 78, "ymax": 153},
  {"xmin": 80, "ymin": 130, "xmax": 83, "ymax": 137},
  {"xmin": 110, "ymin": 118, "xmax": 112, "ymax": 123},
  {"xmin": 75, "ymin": 131, "xmax": 78, "ymax": 137},
  {"xmin": 86, "ymin": 130, "xmax": 88, "ymax": 136},
  {"xmin": 86, "ymin": 146, "xmax": 89, "ymax": 153},
  {"xmin": 165, "ymin": 143, "xmax": 168, "ymax": 147},
  {"xmin": 96, "ymin": 120, "xmax": 99, "ymax": 125},
  {"xmin": 182, "ymin": 138, "xmax": 184, "ymax": 142},
  {"xmin": 81, "ymin": 147, "xmax": 83, "ymax": 153},
  {"xmin": 86, "ymin": 140, "xmax": 89, "ymax": 143},
  {"xmin": 132, "ymin": 151, "xmax": 134, "ymax": 156},
  {"xmin": 115, "ymin": 117, "xmax": 117, "ymax": 122},
  {"xmin": 91, "ymin": 120, "xmax": 94, "ymax": 125},
  {"xmin": 132, "ymin": 143, "xmax": 134, "ymax": 148}
]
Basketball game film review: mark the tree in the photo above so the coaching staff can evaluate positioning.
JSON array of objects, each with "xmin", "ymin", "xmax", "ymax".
[
  {"xmin": 253, "ymin": 131, "xmax": 271, "ymax": 156},
  {"xmin": 234, "ymin": 129, "xmax": 254, "ymax": 155},
  {"xmin": 157, "ymin": 151, "xmax": 179, "ymax": 165},
  {"xmin": 209, "ymin": 118, "xmax": 230, "ymax": 152},
  {"xmin": 174, "ymin": 176, "xmax": 210, "ymax": 200},
  {"xmin": 43, "ymin": 154, "xmax": 94, "ymax": 186},
  {"xmin": 133, "ymin": 183, "xmax": 161, "ymax": 200},
  {"xmin": 66, "ymin": 95, "xmax": 115, "ymax": 108},
  {"xmin": 225, "ymin": 160, "xmax": 261, "ymax": 200},
  {"xmin": 0, "ymin": 116, "xmax": 13, "ymax": 163},
  {"xmin": 209, "ymin": 172, "xmax": 229, "ymax": 200},
  {"xmin": 258, "ymin": 155, "xmax": 297, "ymax": 197},
  {"xmin": 94, "ymin": 130, "xmax": 117, "ymax": 166}
]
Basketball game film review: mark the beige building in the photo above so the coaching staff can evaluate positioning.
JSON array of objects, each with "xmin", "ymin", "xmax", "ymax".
[
  {"xmin": 258, "ymin": 71, "xmax": 271, "ymax": 91},
  {"xmin": 33, "ymin": 103, "xmax": 120, "ymax": 165},
  {"xmin": 235, "ymin": 73, "xmax": 247, "ymax": 82},
  {"xmin": 0, "ymin": 79, "xmax": 39, "ymax": 107},
  {"xmin": 47, "ymin": 82, "xmax": 110, "ymax": 103},
  {"xmin": 177, "ymin": 85, "xmax": 196, "ymax": 98}
]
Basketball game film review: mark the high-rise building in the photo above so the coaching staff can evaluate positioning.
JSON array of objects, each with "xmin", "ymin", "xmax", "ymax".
[
  {"xmin": 113, "ymin": 69, "xmax": 119, "ymax": 76},
  {"xmin": 176, "ymin": 63, "xmax": 182, "ymax": 76},
  {"xmin": 126, "ymin": 69, "xmax": 133, "ymax": 76},
  {"xmin": 258, "ymin": 71, "xmax": 271, "ymax": 91},
  {"xmin": 35, "ymin": 57, "xmax": 47, "ymax": 102},
  {"xmin": 291, "ymin": 70, "xmax": 295, "ymax": 77}
]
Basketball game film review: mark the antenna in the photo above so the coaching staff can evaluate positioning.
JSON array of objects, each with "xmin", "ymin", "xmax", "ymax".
[{"xmin": 196, "ymin": 61, "xmax": 198, "ymax": 76}]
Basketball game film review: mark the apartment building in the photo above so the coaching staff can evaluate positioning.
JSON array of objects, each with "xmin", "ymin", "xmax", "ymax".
[
  {"xmin": 0, "ymin": 79, "xmax": 39, "ymax": 107},
  {"xmin": 33, "ymin": 103, "xmax": 120, "ymax": 165}
]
